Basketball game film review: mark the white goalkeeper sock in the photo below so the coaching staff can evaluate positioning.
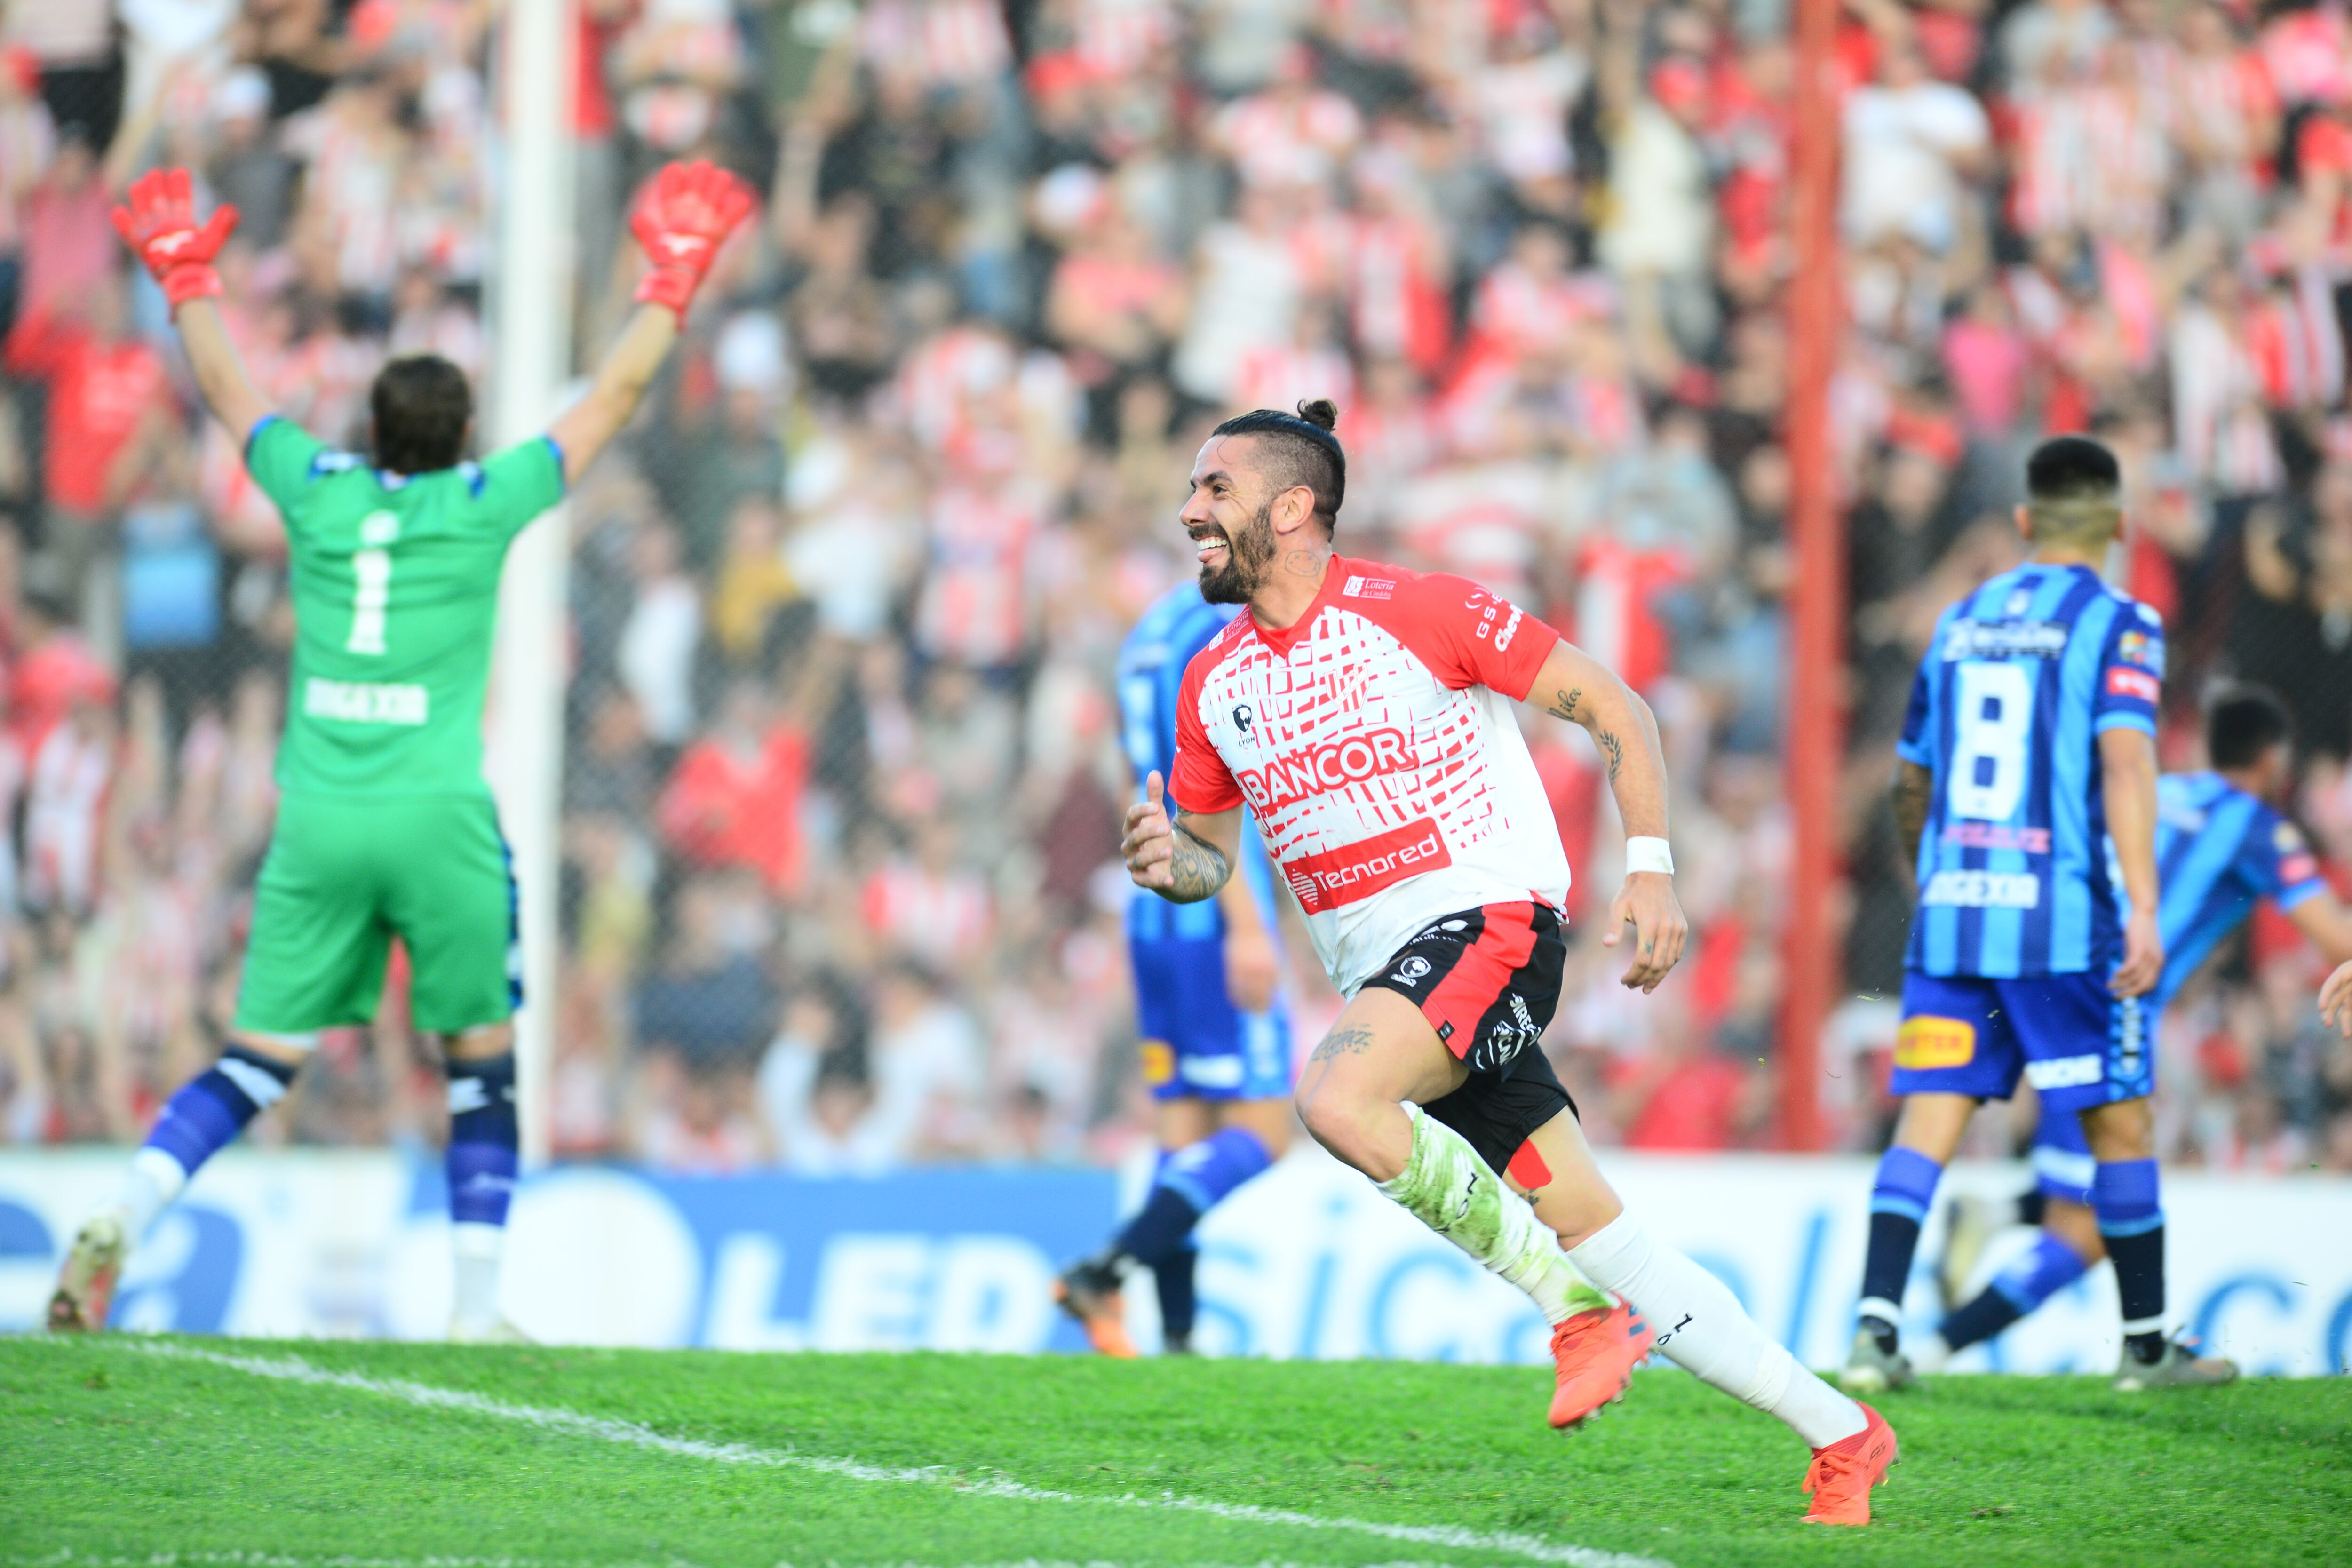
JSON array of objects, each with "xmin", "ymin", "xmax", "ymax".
[
  {"xmin": 1378, "ymin": 1103, "xmax": 1613, "ymax": 1324},
  {"xmin": 451, "ymin": 1222, "xmax": 505, "ymax": 1329},
  {"xmin": 119, "ymin": 1146, "xmax": 189, "ymax": 1240},
  {"xmin": 1568, "ymin": 1210, "xmax": 1866, "ymax": 1449}
]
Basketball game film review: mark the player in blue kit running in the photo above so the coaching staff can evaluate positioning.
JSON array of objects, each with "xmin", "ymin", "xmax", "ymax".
[
  {"xmin": 1053, "ymin": 581, "xmax": 1296, "ymax": 1354},
  {"xmin": 1842, "ymin": 436, "xmax": 2211, "ymax": 1393},
  {"xmin": 1925, "ymin": 686, "xmax": 2352, "ymax": 1372}
]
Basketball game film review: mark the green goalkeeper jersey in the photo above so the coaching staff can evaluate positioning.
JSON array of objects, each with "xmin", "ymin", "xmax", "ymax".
[{"xmin": 246, "ymin": 415, "xmax": 564, "ymax": 798}]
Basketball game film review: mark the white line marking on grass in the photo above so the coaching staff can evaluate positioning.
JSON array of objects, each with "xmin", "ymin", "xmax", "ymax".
[
  {"xmin": 99, "ymin": 1341, "xmax": 1672, "ymax": 1568},
  {"xmin": 8, "ymin": 1557, "xmax": 1499, "ymax": 1568}
]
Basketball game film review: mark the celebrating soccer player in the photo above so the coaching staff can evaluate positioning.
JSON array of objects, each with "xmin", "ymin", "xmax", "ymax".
[
  {"xmin": 1842, "ymin": 436, "xmax": 2229, "ymax": 1393},
  {"xmin": 1123, "ymin": 399, "xmax": 1897, "ymax": 1526},
  {"xmin": 1925, "ymin": 685, "xmax": 2350, "ymax": 1373},
  {"xmin": 1052, "ymin": 581, "xmax": 1303, "ymax": 1354},
  {"xmin": 47, "ymin": 162, "xmax": 754, "ymax": 1339}
]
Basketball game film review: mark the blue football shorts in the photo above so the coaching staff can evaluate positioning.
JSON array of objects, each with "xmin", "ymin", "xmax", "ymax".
[
  {"xmin": 1129, "ymin": 933, "xmax": 1294, "ymax": 1102},
  {"xmin": 1891, "ymin": 969, "xmax": 2153, "ymax": 1116}
]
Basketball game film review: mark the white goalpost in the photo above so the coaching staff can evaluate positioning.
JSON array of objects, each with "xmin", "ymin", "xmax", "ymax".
[{"xmin": 485, "ymin": 0, "xmax": 577, "ymax": 1170}]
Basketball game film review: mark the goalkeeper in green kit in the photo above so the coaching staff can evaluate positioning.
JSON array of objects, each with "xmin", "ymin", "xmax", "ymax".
[{"xmin": 48, "ymin": 162, "xmax": 754, "ymax": 1340}]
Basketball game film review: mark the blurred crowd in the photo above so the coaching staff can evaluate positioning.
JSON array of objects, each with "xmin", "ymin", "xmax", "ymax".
[{"xmin": 0, "ymin": 0, "xmax": 2350, "ymax": 1176}]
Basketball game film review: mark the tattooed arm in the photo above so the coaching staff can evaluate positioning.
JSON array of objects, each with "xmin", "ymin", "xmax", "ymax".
[
  {"xmin": 1527, "ymin": 638, "xmax": 1687, "ymax": 992},
  {"xmin": 1122, "ymin": 769, "xmax": 1241, "ymax": 904},
  {"xmin": 1532, "ymin": 640, "xmax": 1671, "ymax": 839}
]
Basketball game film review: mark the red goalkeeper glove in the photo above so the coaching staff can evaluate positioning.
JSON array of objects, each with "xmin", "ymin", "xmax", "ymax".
[
  {"xmin": 112, "ymin": 167, "xmax": 238, "ymax": 309},
  {"xmin": 630, "ymin": 159, "xmax": 755, "ymax": 320}
]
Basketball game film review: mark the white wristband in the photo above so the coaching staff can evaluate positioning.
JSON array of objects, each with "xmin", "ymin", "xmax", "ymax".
[{"xmin": 1625, "ymin": 836, "xmax": 1675, "ymax": 876}]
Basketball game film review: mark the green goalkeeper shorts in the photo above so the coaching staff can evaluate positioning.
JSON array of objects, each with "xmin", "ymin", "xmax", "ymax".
[{"xmin": 233, "ymin": 790, "xmax": 519, "ymax": 1038}]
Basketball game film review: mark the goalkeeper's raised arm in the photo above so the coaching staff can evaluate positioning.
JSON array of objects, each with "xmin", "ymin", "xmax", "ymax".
[
  {"xmin": 115, "ymin": 161, "xmax": 755, "ymax": 487},
  {"xmin": 112, "ymin": 168, "xmax": 271, "ymax": 443},
  {"xmin": 548, "ymin": 160, "xmax": 754, "ymax": 485}
]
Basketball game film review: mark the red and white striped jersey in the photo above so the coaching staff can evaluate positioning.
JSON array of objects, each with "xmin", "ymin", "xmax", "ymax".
[{"xmin": 1170, "ymin": 557, "xmax": 1571, "ymax": 995}]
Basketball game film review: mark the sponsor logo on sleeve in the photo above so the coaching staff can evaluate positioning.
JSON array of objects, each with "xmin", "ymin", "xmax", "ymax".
[
  {"xmin": 1341, "ymin": 575, "xmax": 1395, "ymax": 600},
  {"xmin": 1895, "ymin": 1016, "xmax": 1976, "ymax": 1070},
  {"xmin": 2106, "ymin": 666, "xmax": 2161, "ymax": 704}
]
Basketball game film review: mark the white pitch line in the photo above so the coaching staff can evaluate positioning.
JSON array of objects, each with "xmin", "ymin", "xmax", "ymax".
[
  {"xmin": 95, "ymin": 1340, "xmax": 1672, "ymax": 1568},
  {"xmin": 6, "ymin": 1557, "xmax": 1494, "ymax": 1568}
]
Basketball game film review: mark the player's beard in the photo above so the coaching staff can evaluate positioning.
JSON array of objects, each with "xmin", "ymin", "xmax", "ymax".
[{"xmin": 1195, "ymin": 499, "xmax": 1278, "ymax": 605}]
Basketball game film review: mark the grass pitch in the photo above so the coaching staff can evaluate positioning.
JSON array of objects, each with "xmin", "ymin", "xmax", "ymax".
[{"xmin": 1, "ymin": 1337, "xmax": 2344, "ymax": 1568}]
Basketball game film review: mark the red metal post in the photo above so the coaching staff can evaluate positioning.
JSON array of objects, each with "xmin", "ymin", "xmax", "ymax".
[{"xmin": 1776, "ymin": 0, "xmax": 1846, "ymax": 1151}]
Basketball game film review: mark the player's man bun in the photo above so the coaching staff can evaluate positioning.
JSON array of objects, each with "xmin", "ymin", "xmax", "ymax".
[{"xmin": 1209, "ymin": 400, "xmax": 1347, "ymax": 536}]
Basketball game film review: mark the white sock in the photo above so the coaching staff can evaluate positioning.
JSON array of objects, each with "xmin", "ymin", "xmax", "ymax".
[
  {"xmin": 1377, "ymin": 1103, "xmax": 1613, "ymax": 1323},
  {"xmin": 451, "ymin": 1221, "xmax": 506, "ymax": 1328},
  {"xmin": 1569, "ymin": 1210, "xmax": 1867, "ymax": 1449},
  {"xmin": 119, "ymin": 1146, "xmax": 190, "ymax": 1240}
]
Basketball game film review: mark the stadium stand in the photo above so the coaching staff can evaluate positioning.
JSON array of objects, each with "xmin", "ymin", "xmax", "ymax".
[{"xmin": 0, "ymin": 0, "xmax": 2349, "ymax": 1181}]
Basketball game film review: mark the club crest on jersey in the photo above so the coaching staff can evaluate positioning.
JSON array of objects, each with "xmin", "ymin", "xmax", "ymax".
[
  {"xmin": 1235, "ymin": 727, "xmax": 1418, "ymax": 812},
  {"xmin": 1232, "ymin": 703, "xmax": 1254, "ymax": 736}
]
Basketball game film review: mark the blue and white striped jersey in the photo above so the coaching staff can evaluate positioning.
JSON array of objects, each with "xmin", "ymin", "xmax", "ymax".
[
  {"xmin": 1116, "ymin": 582, "xmax": 1280, "ymax": 944},
  {"xmin": 2147, "ymin": 771, "xmax": 2328, "ymax": 1011},
  {"xmin": 1899, "ymin": 562, "xmax": 2165, "ymax": 977}
]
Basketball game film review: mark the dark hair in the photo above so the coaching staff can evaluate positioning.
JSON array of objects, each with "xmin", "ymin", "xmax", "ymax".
[
  {"xmin": 370, "ymin": 354, "xmax": 473, "ymax": 474},
  {"xmin": 2026, "ymin": 435, "xmax": 2121, "ymax": 502},
  {"xmin": 2207, "ymin": 684, "xmax": 2294, "ymax": 771},
  {"xmin": 1209, "ymin": 398, "xmax": 1346, "ymax": 534}
]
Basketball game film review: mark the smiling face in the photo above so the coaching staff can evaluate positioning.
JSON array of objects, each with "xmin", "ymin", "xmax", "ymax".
[{"xmin": 1180, "ymin": 434, "xmax": 1289, "ymax": 604}]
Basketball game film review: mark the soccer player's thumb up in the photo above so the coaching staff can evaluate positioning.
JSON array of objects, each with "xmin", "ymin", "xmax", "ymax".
[{"xmin": 1125, "ymin": 771, "xmax": 1172, "ymax": 887}]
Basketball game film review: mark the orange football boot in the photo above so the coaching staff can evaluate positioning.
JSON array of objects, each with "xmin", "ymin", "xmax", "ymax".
[
  {"xmin": 1802, "ymin": 1401, "xmax": 1899, "ymax": 1526},
  {"xmin": 1052, "ymin": 1257, "xmax": 1138, "ymax": 1357},
  {"xmin": 1547, "ymin": 1303, "xmax": 1654, "ymax": 1428},
  {"xmin": 48, "ymin": 1212, "xmax": 127, "ymax": 1333}
]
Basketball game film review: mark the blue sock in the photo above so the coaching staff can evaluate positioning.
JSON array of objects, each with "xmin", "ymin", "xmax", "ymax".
[
  {"xmin": 1116, "ymin": 1127, "xmax": 1273, "ymax": 1269},
  {"xmin": 1939, "ymin": 1231, "xmax": 2090, "ymax": 1353},
  {"xmin": 2092, "ymin": 1157, "xmax": 2165, "ymax": 1361},
  {"xmin": 1154, "ymin": 1242, "xmax": 1200, "ymax": 1346},
  {"xmin": 446, "ymin": 1053, "xmax": 519, "ymax": 1229},
  {"xmin": 1858, "ymin": 1145, "xmax": 1944, "ymax": 1348},
  {"xmin": 144, "ymin": 1046, "xmax": 299, "ymax": 1178}
]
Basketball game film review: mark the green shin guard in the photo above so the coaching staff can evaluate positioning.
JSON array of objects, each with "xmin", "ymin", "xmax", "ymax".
[{"xmin": 1378, "ymin": 1102, "xmax": 1612, "ymax": 1321}]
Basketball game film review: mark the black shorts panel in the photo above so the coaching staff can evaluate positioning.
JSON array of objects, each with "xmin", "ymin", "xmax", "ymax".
[
  {"xmin": 1359, "ymin": 901, "xmax": 1566, "ymax": 1075},
  {"xmin": 1419, "ymin": 1045, "xmax": 1578, "ymax": 1178}
]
